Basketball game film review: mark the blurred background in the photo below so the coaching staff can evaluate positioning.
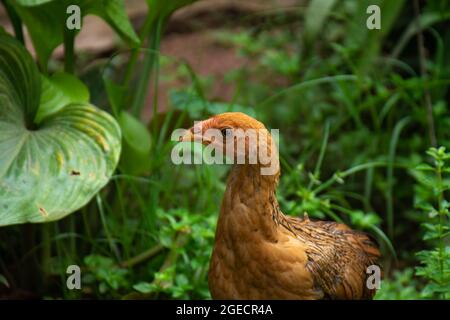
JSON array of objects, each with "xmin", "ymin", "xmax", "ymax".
[{"xmin": 0, "ymin": 0, "xmax": 449, "ymax": 299}]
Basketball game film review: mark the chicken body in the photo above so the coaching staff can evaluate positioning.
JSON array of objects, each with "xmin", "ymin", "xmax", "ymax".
[
  {"xmin": 182, "ymin": 112, "xmax": 381, "ymax": 299},
  {"xmin": 208, "ymin": 165, "xmax": 380, "ymax": 299}
]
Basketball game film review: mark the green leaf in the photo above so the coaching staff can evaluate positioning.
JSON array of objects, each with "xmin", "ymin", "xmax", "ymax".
[
  {"xmin": 0, "ymin": 33, "xmax": 41, "ymax": 123},
  {"xmin": 118, "ymin": 111, "xmax": 151, "ymax": 155},
  {"xmin": 88, "ymin": 0, "xmax": 140, "ymax": 47},
  {"xmin": 304, "ymin": 0, "xmax": 337, "ymax": 45},
  {"xmin": 392, "ymin": 11, "xmax": 450, "ymax": 59},
  {"xmin": 36, "ymin": 72, "xmax": 90, "ymax": 123},
  {"xmin": 0, "ymin": 34, "xmax": 121, "ymax": 226},
  {"xmin": 415, "ymin": 163, "xmax": 435, "ymax": 172},
  {"xmin": 0, "ymin": 274, "xmax": 9, "ymax": 288},
  {"xmin": 103, "ymin": 77, "xmax": 126, "ymax": 116},
  {"xmin": 10, "ymin": 0, "xmax": 66, "ymax": 69},
  {"xmin": 350, "ymin": 211, "xmax": 381, "ymax": 228},
  {"xmin": 133, "ymin": 282, "xmax": 155, "ymax": 294},
  {"xmin": 145, "ymin": 0, "xmax": 197, "ymax": 20},
  {"xmin": 117, "ymin": 111, "xmax": 152, "ymax": 174},
  {"xmin": 10, "ymin": 0, "xmax": 139, "ymax": 68}
]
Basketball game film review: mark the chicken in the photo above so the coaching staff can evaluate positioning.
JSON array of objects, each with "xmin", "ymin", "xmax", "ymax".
[{"xmin": 180, "ymin": 112, "xmax": 381, "ymax": 299}]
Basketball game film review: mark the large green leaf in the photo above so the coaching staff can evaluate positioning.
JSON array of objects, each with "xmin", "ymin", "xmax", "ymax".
[
  {"xmin": 9, "ymin": 0, "xmax": 140, "ymax": 67},
  {"xmin": 0, "ymin": 35, "xmax": 121, "ymax": 226},
  {"xmin": 0, "ymin": 33, "xmax": 40, "ymax": 123}
]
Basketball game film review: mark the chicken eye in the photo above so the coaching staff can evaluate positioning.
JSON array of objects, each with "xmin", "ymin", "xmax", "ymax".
[{"xmin": 221, "ymin": 128, "xmax": 232, "ymax": 138}]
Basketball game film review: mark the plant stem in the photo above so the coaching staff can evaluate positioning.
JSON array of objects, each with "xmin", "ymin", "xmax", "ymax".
[
  {"xmin": 308, "ymin": 120, "xmax": 330, "ymax": 190},
  {"xmin": 41, "ymin": 224, "xmax": 51, "ymax": 291},
  {"xmin": 436, "ymin": 161, "xmax": 445, "ymax": 284},
  {"xmin": 96, "ymin": 194, "xmax": 121, "ymax": 262},
  {"xmin": 313, "ymin": 162, "xmax": 389, "ymax": 194},
  {"xmin": 258, "ymin": 75, "xmax": 358, "ymax": 109},
  {"xmin": 151, "ymin": 18, "xmax": 163, "ymax": 121},
  {"xmin": 2, "ymin": 0, "xmax": 24, "ymax": 43},
  {"xmin": 120, "ymin": 244, "xmax": 165, "ymax": 268},
  {"xmin": 123, "ymin": 17, "xmax": 153, "ymax": 87},
  {"xmin": 387, "ymin": 117, "xmax": 411, "ymax": 240},
  {"xmin": 413, "ymin": 0, "xmax": 437, "ymax": 147},
  {"xmin": 153, "ymin": 232, "xmax": 189, "ymax": 289}
]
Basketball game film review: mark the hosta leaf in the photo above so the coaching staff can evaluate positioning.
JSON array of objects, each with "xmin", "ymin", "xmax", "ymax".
[
  {"xmin": 0, "ymin": 34, "xmax": 40, "ymax": 123},
  {"xmin": 0, "ymin": 34, "xmax": 121, "ymax": 226},
  {"xmin": 36, "ymin": 72, "xmax": 90, "ymax": 123}
]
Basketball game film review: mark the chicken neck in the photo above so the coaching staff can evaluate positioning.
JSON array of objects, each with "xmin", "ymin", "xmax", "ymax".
[{"xmin": 218, "ymin": 163, "xmax": 283, "ymax": 242}]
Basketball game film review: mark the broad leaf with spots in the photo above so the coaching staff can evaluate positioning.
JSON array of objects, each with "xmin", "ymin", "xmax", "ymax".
[{"xmin": 0, "ymin": 35, "xmax": 121, "ymax": 226}]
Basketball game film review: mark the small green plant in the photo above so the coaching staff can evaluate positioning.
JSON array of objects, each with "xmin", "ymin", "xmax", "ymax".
[
  {"xmin": 84, "ymin": 255, "xmax": 130, "ymax": 297},
  {"xmin": 375, "ymin": 268, "xmax": 421, "ymax": 300},
  {"xmin": 131, "ymin": 208, "xmax": 216, "ymax": 299},
  {"xmin": 412, "ymin": 147, "xmax": 450, "ymax": 299}
]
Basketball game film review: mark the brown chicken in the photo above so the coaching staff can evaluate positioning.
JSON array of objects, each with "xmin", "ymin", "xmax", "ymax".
[{"xmin": 181, "ymin": 112, "xmax": 381, "ymax": 299}]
